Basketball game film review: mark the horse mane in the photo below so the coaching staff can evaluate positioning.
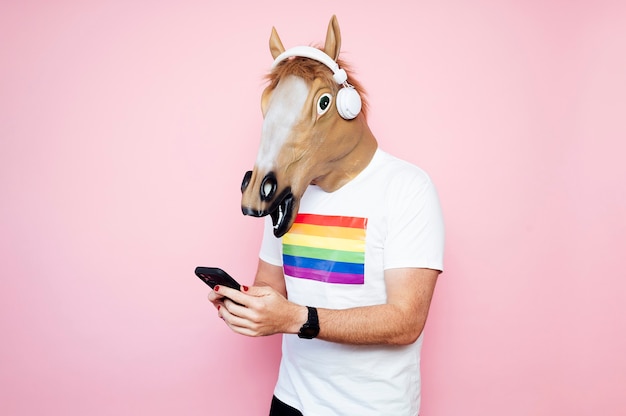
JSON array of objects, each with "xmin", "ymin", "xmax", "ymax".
[{"xmin": 265, "ymin": 47, "xmax": 369, "ymax": 119}]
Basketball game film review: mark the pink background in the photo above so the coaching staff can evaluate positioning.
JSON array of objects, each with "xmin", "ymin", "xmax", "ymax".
[{"xmin": 1, "ymin": 1, "xmax": 625, "ymax": 415}]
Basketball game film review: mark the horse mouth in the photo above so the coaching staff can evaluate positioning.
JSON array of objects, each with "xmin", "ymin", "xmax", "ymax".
[
  {"xmin": 241, "ymin": 182, "xmax": 296, "ymax": 238},
  {"xmin": 270, "ymin": 191, "xmax": 295, "ymax": 238}
]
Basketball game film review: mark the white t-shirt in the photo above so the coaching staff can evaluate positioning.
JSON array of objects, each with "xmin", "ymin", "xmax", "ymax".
[{"xmin": 259, "ymin": 149, "xmax": 445, "ymax": 415}]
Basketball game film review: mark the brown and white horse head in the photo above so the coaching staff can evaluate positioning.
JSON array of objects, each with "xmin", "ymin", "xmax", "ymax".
[{"xmin": 241, "ymin": 15, "xmax": 376, "ymax": 237}]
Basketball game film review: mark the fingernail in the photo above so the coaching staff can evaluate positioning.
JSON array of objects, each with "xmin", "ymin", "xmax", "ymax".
[
  {"xmin": 242, "ymin": 285, "xmax": 249, "ymax": 292},
  {"xmin": 214, "ymin": 285, "xmax": 220, "ymax": 292},
  {"xmin": 217, "ymin": 305, "xmax": 221, "ymax": 311}
]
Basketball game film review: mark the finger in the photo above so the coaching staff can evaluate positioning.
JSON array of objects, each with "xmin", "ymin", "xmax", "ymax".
[
  {"xmin": 242, "ymin": 284, "xmax": 271, "ymax": 296},
  {"xmin": 223, "ymin": 297, "xmax": 257, "ymax": 322},
  {"xmin": 214, "ymin": 285, "xmax": 249, "ymax": 307},
  {"xmin": 220, "ymin": 306, "xmax": 259, "ymax": 336},
  {"xmin": 207, "ymin": 290, "xmax": 224, "ymax": 302},
  {"xmin": 207, "ymin": 292, "xmax": 226, "ymax": 312},
  {"xmin": 210, "ymin": 299, "xmax": 225, "ymax": 312},
  {"xmin": 218, "ymin": 302, "xmax": 251, "ymax": 332}
]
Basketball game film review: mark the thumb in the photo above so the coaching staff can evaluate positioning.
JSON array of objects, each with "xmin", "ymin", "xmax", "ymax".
[{"xmin": 243, "ymin": 284, "xmax": 273, "ymax": 297}]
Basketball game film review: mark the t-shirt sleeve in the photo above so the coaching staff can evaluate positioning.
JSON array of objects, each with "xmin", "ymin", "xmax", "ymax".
[
  {"xmin": 259, "ymin": 215, "xmax": 283, "ymax": 266},
  {"xmin": 384, "ymin": 174, "xmax": 445, "ymax": 272}
]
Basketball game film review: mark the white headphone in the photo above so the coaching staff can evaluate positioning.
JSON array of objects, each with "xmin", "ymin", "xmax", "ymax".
[{"xmin": 272, "ymin": 46, "xmax": 362, "ymax": 120}]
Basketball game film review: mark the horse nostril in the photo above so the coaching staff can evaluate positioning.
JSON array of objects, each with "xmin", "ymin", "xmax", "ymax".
[
  {"xmin": 241, "ymin": 171, "xmax": 252, "ymax": 193},
  {"xmin": 260, "ymin": 173, "xmax": 277, "ymax": 201}
]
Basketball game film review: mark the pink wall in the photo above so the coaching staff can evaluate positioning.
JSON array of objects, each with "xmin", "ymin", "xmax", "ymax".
[{"xmin": 1, "ymin": 1, "xmax": 625, "ymax": 415}]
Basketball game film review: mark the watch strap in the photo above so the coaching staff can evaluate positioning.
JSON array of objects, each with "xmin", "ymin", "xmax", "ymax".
[{"xmin": 298, "ymin": 306, "xmax": 319, "ymax": 339}]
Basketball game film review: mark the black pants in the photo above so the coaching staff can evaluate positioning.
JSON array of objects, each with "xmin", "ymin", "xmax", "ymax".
[{"xmin": 269, "ymin": 395, "xmax": 303, "ymax": 416}]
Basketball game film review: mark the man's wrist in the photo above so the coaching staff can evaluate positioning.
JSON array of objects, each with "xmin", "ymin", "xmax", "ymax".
[{"xmin": 290, "ymin": 305, "xmax": 309, "ymax": 334}]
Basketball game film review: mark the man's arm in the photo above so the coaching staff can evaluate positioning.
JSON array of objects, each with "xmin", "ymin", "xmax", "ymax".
[
  {"xmin": 317, "ymin": 267, "xmax": 438, "ymax": 345},
  {"xmin": 253, "ymin": 258, "xmax": 287, "ymax": 297},
  {"xmin": 215, "ymin": 260, "xmax": 439, "ymax": 346}
]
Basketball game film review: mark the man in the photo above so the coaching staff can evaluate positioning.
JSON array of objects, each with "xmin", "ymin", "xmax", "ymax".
[{"xmin": 208, "ymin": 15, "xmax": 444, "ymax": 416}]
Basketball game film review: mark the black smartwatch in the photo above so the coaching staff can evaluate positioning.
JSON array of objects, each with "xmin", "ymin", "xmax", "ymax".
[{"xmin": 298, "ymin": 306, "xmax": 320, "ymax": 339}]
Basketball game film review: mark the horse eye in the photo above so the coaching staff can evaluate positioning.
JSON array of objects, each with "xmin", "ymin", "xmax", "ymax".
[{"xmin": 317, "ymin": 93, "xmax": 332, "ymax": 115}]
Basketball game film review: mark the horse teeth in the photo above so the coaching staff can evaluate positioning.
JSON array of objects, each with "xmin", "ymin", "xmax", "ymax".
[{"xmin": 273, "ymin": 203, "xmax": 284, "ymax": 230}]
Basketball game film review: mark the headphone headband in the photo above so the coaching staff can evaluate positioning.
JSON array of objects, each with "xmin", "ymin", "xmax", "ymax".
[
  {"xmin": 271, "ymin": 46, "xmax": 348, "ymax": 85},
  {"xmin": 271, "ymin": 45, "xmax": 361, "ymax": 120}
]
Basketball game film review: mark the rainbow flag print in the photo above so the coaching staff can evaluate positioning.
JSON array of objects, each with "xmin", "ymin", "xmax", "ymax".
[{"xmin": 282, "ymin": 214, "xmax": 367, "ymax": 285}]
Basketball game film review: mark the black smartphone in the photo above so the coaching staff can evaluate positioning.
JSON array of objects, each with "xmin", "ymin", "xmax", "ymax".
[{"xmin": 194, "ymin": 267, "xmax": 241, "ymax": 291}]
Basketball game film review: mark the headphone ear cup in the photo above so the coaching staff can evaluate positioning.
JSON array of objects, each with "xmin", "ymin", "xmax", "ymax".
[{"xmin": 336, "ymin": 86, "xmax": 362, "ymax": 120}]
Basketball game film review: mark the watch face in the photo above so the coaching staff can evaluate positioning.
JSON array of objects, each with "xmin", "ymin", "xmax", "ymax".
[
  {"xmin": 301, "ymin": 325, "xmax": 316, "ymax": 337},
  {"xmin": 299, "ymin": 323, "xmax": 319, "ymax": 339}
]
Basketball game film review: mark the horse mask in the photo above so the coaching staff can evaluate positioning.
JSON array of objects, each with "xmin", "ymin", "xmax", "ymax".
[{"xmin": 241, "ymin": 15, "xmax": 377, "ymax": 238}]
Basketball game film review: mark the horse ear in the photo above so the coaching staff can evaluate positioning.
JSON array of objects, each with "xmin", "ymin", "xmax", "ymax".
[
  {"xmin": 323, "ymin": 15, "xmax": 342, "ymax": 61},
  {"xmin": 270, "ymin": 27, "xmax": 285, "ymax": 59}
]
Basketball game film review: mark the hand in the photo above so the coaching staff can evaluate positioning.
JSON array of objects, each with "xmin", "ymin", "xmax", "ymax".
[{"xmin": 212, "ymin": 284, "xmax": 307, "ymax": 337}]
